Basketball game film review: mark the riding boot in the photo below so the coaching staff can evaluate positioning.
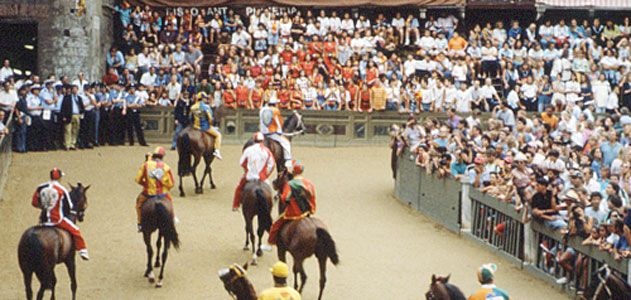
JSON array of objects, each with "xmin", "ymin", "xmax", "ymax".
[{"xmin": 136, "ymin": 193, "xmax": 148, "ymax": 227}]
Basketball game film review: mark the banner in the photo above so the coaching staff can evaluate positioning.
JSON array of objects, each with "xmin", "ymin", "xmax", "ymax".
[{"xmin": 128, "ymin": 0, "xmax": 464, "ymax": 8}]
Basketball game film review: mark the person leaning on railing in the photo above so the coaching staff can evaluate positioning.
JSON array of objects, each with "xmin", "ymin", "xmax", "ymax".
[{"xmin": 526, "ymin": 177, "xmax": 568, "ymax": 234}]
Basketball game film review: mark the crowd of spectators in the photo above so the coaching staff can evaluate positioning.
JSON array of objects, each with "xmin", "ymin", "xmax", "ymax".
[{"xmin": 110, "ymin": 3, "xmax": 631, "ymax": 115}]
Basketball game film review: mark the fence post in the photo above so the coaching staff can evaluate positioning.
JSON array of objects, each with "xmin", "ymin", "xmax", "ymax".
[
  {"xmin": 461, "ymin": 183, "xmax": 471, "ymax": 231},
  {"xmin": 523, "ymin": 221, "xmax": 536, "ymax": 266}
]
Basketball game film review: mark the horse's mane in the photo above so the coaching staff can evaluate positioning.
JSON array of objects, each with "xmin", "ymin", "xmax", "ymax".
[
  {"xmin": 443, "ymin": 282, "xmax": 466, "ymax": 300},
  {"xmin": 283, "ymin": 112, "xmax": 297, "ymax": 132}
]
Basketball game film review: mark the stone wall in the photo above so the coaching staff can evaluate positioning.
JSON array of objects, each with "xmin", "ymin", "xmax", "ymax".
[{"xmin": 0, "ymin": 0, "xmax": 113, "ymax": 82}]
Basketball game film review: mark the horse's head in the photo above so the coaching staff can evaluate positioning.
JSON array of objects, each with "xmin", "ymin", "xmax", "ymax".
[
  {"xmin": 426, "ymin": 274, "xmax": 452, "ymax": 300},
  {"xmin": 69, "ymin": 182, "xmax": 90, "ymax": 222},
  {"xmin": 218, "ymin": 263, "xmax": 255, "ymax": 299},
  {"xmin": 283, "ymin": 111, "xmax": 306, "ymax": 137}
]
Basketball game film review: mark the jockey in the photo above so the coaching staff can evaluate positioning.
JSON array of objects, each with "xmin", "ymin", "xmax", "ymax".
[
  {"xmin": 190, "ymin": 92, "xmax": 222, "ymax": 160},
  {"xmin": 268, "ymin": 160, "xmax": 316, "ymax": 246},
  {"xmin": 260, "ymin": 97, "xmax": 291, "ymax": 167},
  {"xmin": 134, "ymin": 146, "xmax": 176, "ymax": 232},
  {"xmin": 32, "ymin": 168, "xmax": 89, "ymax": 260},
  {"xmin": 232, "ymin": 132, "xmax": 276, "ymax": 211}
]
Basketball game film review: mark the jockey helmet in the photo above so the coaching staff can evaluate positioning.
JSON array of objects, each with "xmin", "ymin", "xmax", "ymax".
[
  {"xmin": 50, "ymin": 167, "xmax": 64, "ymax": 180},
  {"xmin": 197, "ymin": 92, "xmax": 209, "ymax": 99},
  {"xmin": 253, "ymin": 132, "xmax": 264, "ymax": 142},
  {"xmin": 288, "ymin": 159, "xmax": 304, "ymax": 175},
  {"xmin": 153, "ymin": 146, "xmax": 166, "ymax": 158},
  {"xmin": 270, "ymin": 261, "xmax": 289, "ymax": 278}
]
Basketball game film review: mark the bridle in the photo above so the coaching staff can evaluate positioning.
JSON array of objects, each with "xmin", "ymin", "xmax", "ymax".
[
  {"xmin": 282, "ymin": 112, "xmax": 305, "ymax": 137},
  {"xmin": 593, "ymin": 264, "xmax": 613, "ymax": 299},
  {"xmin": 426, "ymin": 282, "xmax": 448, "ymax": 300}
]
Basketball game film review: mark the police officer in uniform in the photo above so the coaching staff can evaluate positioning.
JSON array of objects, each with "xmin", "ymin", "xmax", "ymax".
[
  {"xmin": 79, "ymin": 83, "xmax": 97, "ymax": 148},
  {"xmin": 39, "ymin": 80, "xmax": 57, "ymax": 150},
  {"xmin": 109, "ymin": 82, "xmax": 127, "ymax": 145},
  {"xmin": 52, "ymin": 83, "xmax": 66, "ymax": 149},
  {"xmin": 26, "ymin": 84, "xmax": 45, "ymax": 151},
  {"xmin": 125, "ymin": 84, "xmax": 148, "ymax": 146},
  {"xmin": 96, "ymin": 83, "xmax": 111, "ymax": 146}
]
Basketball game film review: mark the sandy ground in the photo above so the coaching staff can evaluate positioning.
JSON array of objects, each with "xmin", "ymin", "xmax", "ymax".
[{"xmin": 0, "ymin": 144, "xmax": 567, "ymax": 299}]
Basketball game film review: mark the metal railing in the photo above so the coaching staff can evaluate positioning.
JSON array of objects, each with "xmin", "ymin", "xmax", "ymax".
[
  {"xmin": 468, "ymin": 189, "xmax": 525, "ymax": 264},
  {"xmin": 0, "ymin": 110, "xmax": 14, "ymax": 200},
  {"xmin": 393, "ymin": 151, "xmax": 631, "ymax": 294}
]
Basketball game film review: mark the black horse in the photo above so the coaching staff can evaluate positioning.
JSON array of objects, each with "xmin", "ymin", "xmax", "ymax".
[{"xmin": 580, "ymin": 264, "xmax": 631, "ymax": 300}]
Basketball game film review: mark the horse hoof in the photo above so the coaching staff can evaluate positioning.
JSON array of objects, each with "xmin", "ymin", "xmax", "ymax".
[
  {"xmin": 211, "ymin": 185, "xmax": 216, "ymax": 189},
  {"xmin": 154, "ymin": 262, "xmax": 161, "ymax": 268},
  {"xmin": 243, "ymin": 246, "xmax": 250, "ymax": 251},
  {"xmin": 195, "ymin": 188, "xmax": 203, "ymax": 194},
  {"xmin": 250, "ymin": 260, "xmax": 257, "ymax": 266},
  {"xmin": 180, "ymin": 192, "xmax": 185, "ymax": 197},
  {"xmin": 155, "ymin": 281, "xmax": 163, "ymax": 288},
  {"xmin": 256, "ymin": 249, "xmax": 263, "ymax": 257},
  {"xmin": 146, "ymin": 272, "xmax": 155, "ymax": 283}
]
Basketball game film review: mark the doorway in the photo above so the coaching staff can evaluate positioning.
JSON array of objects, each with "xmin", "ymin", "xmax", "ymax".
[{"xmin": 0, "ymin": 22, "xmax": 38, "ymax": 79}]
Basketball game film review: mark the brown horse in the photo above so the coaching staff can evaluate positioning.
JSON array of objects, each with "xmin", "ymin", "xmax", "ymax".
[
  {"xmin": 243, "ymin": 110, "xmax": 306, "ymax": 177},
  {"xmin": 140, "ymin": 197, "xmax": 180, "ymax": 288},
  {"xmin": 240, "ymin": 180, "xmax": 273, "ymax": 265},
  {"xmin": 18, "ymin": 183, "xmax": 90, "ymax": 300},
  {"xmin": 177, "ymin": 126, "xmax": 216, "ymax": 196},
  {"xmin": 425, "ymin": 274, "xmax": 466, "ymax": 300},
  {"xmin": 273, "ymin": 171, "xmax": 339, "ymax": 300},
  {"xmin": 218, "ymin": 263, "xmax": 257, "ymax": 300},
  {"xmin": 580, "ymin": 264, "xmax": 631, "ymax": 300}
]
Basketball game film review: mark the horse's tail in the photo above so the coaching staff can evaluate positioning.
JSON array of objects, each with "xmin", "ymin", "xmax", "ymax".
[
  {"xmin": 156, "ymin": 202, "xmax": 180, "ymax": 250},
  {"xmin": 178, "ymin": 131, "xmax": 192, "ymax": 176},
  {"xmin": 255, "ymin": 187, "xmax": 272, "ymax": 232},
  {"xmin": 316, "ymin": 228, "xmax": 339, "ymax": 265},
  {"xmin": 18, "ymin": 228, "xmax": 43, "ymax": 273}
]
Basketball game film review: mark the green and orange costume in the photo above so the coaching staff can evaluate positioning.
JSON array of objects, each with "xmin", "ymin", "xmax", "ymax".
[{"xmin": 268, "ymin": 174, "xmax": 316, "ymax": 245}]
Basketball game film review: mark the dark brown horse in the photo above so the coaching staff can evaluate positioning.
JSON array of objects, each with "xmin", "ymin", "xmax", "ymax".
[
  {"xmin": 240, "ymin": 180, "xmax": 273, "ymax": 265},
  {"xmin": 18, "ymin": 183, "xmax": 90, "ymax": 300},
  {"xmin": 177, "ymin": 126, "xmax": 216, "ymax": 196},
  {"xmin": 140, "ymin": 197, "xmax": 180, "ymax": 288},
  {"xmin": 273, "ymin": 171, "xmax": 339, "ymax": 300},
  {"xmin": 218, "ymin": 263, "xmax": 257, "ymax": 300},
  {"xmin": 580, "ymin": 264, "xmax": 631, "ymax": 300},
  {"xmin": 243, "ymin": 111, "xmax": 306, "ymax": 176},
  {"xmin": 425, "ymin": 274, "xmax": 466, "ymax": 300}
]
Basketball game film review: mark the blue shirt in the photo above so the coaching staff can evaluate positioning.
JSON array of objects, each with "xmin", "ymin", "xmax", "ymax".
[
  {"xmin": 451, "ymin": 161, "xmax": 467, "ymax": 177},
  {"xmin": 601, "ymin": 141, "xmax": 622, "ymax": 167},
  {"xmin": 70, "ymin": 94, "xmax": 80, "ymax": 114},
  {"xmin": 109, "ymin": 90, "xmax": 127, "ymax": 108},
  {"xmin": 39, "ymin": 88, "xmax": 56, "ymax": 110}
]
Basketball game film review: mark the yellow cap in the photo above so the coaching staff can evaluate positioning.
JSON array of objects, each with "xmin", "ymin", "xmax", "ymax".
[{"xmin": 269, "ymin": 261, "xmax": 289, "ymax": 278}]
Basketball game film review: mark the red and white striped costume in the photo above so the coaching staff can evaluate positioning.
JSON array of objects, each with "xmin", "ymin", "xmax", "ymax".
[
  {"xmin": 232, "ymin": 142, "xmax": 276, "ymax": 209},
  {"xmin": 32, "ymin": 181, "xmax": 87, "ymax": 251}
]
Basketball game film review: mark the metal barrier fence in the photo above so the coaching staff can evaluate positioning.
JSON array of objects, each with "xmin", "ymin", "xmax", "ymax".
[
  {"xmin": 393, "ymin": 151, "xmax": 631, "ymax": 294},
  {"xmin": 139, "ymin": 107, "xmax": 496, "ymax": 146},
  {"xmin": 527, "ymin": 221, "xmax": 629, "ymax": 293},
  {"xmin": 394, "ymin": 151, "xmax": 461, "ymax": 232},
  {"xmin": 467, "ymin": 189, "xmax": 525, "ymax": 265},
  {"xmin": 0, "ymin": 110, "xmax": 14, "ymax": 200}
]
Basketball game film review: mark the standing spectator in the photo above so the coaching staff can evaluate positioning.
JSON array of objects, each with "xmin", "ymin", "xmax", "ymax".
[
  {"xmin": 109, "ymin": 83, "xmax": 127, "ymax": 145},
  {"xmin": 0, "ymin": 59, "xmax": 13, "ymax": 83},
  {"xmin": 61, "ymin": 84, "xmax": 85, "ymax": 150},
  {"xmin": 0, "ymin": 81, "xmax": 17, "ymax": 118},
  {"xmin": 370, "ymin": 80, "xmax": 387, "ymax": 112},
  {"xmin": 171, "ymin": 90, "xmax": 190, "ymax": 150},
  {"xmin": 125, "ymin": 85, "xmax": 147, "ymax": 146}
]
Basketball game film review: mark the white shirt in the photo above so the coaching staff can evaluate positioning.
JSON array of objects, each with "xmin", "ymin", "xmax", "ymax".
[
  {"xmin": 0, "ymin": 66, "xmax": 13, "ymax": 82},
  {"xmin": 341, "ymin": 19, "xmax": 354, "ymax": 32},
  {"xmin": 455, "ymin": 89, "xmax": 472, "ymax": 113},
  {"xmin": 480, "ymin": 85, "xmax": 497, "ymax": 99},
  {"xmin": 240, "ymin": 143, "xmax": 275, "ymax": 181},
  {"xmin": 0, "ymin": 89, "xmax": 18, "ymax": 111},
  {"xmin": 521, "ymin": 83, "xmax": 537, "ymax": 98},
  {"xmin": 138, "ymin": 53, "xmax": 151, "ymax": 68},
  {"xmin": 140, "ymin": 72, "xmax": 157, "ymax": 87}
]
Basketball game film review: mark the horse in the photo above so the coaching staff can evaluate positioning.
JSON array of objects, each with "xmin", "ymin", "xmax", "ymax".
[
  {"xmin": 425, "ymin": 274, "xmax": 466, "ymax": 300},
  {"xmin": 243, "ymin": 110, "xmax": 306, "ymax": 176},
  {"xmin": 272, "ymin": 172, "xmax": 339, "ymax": 300},
  {"xmin": 580, "ymin": 264, "xmax": 631, "ymax": 300},
  {"xmin": 140, "ymin": 196, "xmax": 180, "ymax": 288},
  {"xmin": 240, "ymin": 180, "xmax": 273, "ymax": 265},
  {"xmin": 176, "ymin": 126, "xmax": 217, "ymax": 197},
  {"xmin": 18, "ymin": 183, "xmax": 90, "ymax": 300},
  {"xmin": 218, "ymin": 263, "xmax": 257, "ymax": 300}
]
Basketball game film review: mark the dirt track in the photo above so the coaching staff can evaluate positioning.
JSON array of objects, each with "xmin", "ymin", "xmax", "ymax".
[{"xmin": 0, "ymin": 145, "xmax": 567, "ymax": 299}]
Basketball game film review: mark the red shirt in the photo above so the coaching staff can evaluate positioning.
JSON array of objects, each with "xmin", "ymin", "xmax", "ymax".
[
  {"xmin": 301, "ymin": 61, "xmax": 315, "ymax": 76},
  {"xmin": 281, "ymin": 50, "xmax": 294, "ymax": 65},
  {"xmin": 308, "ymin": 42, "xmax": 322, "ymax": 56},
  {"xmin": 250, "ymin": 65, "xmax": 262, "ymax": 78},
  {"xmin": 278, "ymin": 90, "xmax": 290, "ymax": 109},
  {"xmin": 235, "ymin": 86, "xmax": 249, "ymax": 107},
  {"xmin": 32, "ymin": 181, "xmax": 70, "ymax": 225}
]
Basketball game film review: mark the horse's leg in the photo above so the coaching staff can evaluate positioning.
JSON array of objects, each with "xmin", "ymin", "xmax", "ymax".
[
  {"xmin": 256, "ymin": 223, "xmax": 265, "ymax": 257},
  {"xmin": 179, "ymin": 174, "xmax": 185, "ymax": 197},
  {"xmin": 64, "ymin": 257, "xmax": 77, "ymax": 300},
  {"xmin": 244, "ymin": 216, "xmax": 252, "ymax": 251},
  {"xmin": 23, "ymin": 271, "xmax": 33, "ymax": 300},
  {"xmin": 49, "ymin": 271, "xmax": 56, "ymax": 300},
  {"xmin": 156, "ymin": 241, "xmax": 169, "ymax": 288},
  {"xmin": 199, "ymin": 154, "xmax": 209, "ymax": 191},
  {"xmin": 316, "ymin": 255, "xmax": 328, "ymax": 300},
  {"xmin": 292, "ymin": 259, "xmax": 307, "ymax": 293},
  {"xmin": 143, "ymin": 232, "xmax": 155, "ymax": 283},
  {"xmin": 35, "ymin": 269, "xmax": 50, "ymax": 300},
  {"xmin": 209, "ymin": 162, "xmax": 216, "ymax": 189},
  {"xmin": 154, "ymin": 234, "xmax": 162, "ymax": 268},
  {"xmin": 277, "ymin": 245, "xmax": 287, "ymax": 262},
  {"xmin": 192, "ymin": 155, "xmax": 202, "ymax": 194},
  {"xmin": 36, "ymin": 281, "xmax": 46, "ymax": 300}
]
